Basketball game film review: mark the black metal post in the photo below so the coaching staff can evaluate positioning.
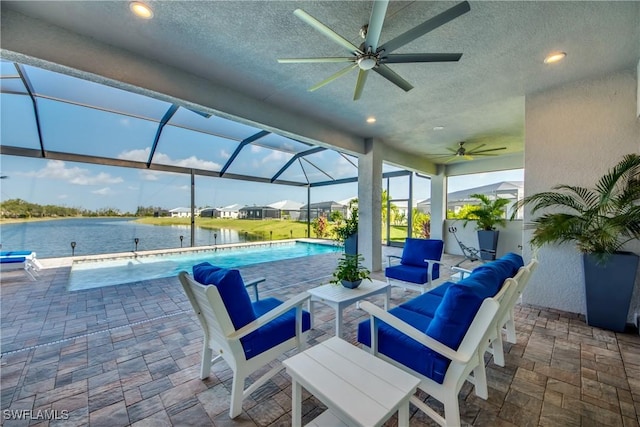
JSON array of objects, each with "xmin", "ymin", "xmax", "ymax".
[
  {"xmin": 179, "ymin": 235, "xmax": 184, "ymax": 248},
  {"xmin": 134, "ymin": 238, "xmax": 139, "ymax": 251},
  {"xmin": 214, "ymin": 233, "xmax": 217, "ymax": 245},
  {"xmin": 270, "ymin": 231, "xmax": 273, "ymax": 240},
  {"xmin": 290, "ymin": 229, "xmax": 293, "ymax": 239},
  {"xmin": 70, "ymin": 241, "xmax": 76, "ymax": 256}
]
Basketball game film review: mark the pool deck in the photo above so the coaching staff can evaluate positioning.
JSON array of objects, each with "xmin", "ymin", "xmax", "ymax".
[{"xmin": 1, "ymin": 248, "xmax": 640, "ymax": 426}]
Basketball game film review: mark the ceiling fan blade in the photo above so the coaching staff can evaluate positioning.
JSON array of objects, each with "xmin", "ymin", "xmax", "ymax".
[
  {"xmin": 472, "ymin": 153, "xmax": 501, "ymax": 156},
  {"xmin": 464, "ymin": 155, "xmax": 474, "ymax": 160},
  {"xmin": 373, "ymin": 64, "xmax": 413, "ymax": 92},
  {"xmin": 446, "ymin": 147, "xmax": 458, "ymax": 154},
  {"xmin": 278, "ymin": 57, "xmax": 354, "ymax": 64},
  {"xmin": 382, "ymin": 53, "xmax": 462, "ymax": 63},
  {"xmin": 468, "ymin": 143, "xmax": 486, "ymax": 152},
  {"xmin": 294, "ymin": 9, "xmax": 363, "ymax": 55},
  {"xmin": 308, "ymin": 64, "xmax": 358, "ymax": 92},
  {"xmin": 467, "ymin": 147, "xmax": 507, "ymax": 154},
  {"xmin": 444, "ymin": 156, "xmax": 459, "ymax": 163},
  {"xmin": 378, "ymin": 1, "xmax": 470, "ymax": 54},
  {"xmin": 353, "ymin": 69, "xmax": 369, "ymax": 100},
  {"xmin": 364, "ymin": 0, "xmax": 389, "ymax": 52}
]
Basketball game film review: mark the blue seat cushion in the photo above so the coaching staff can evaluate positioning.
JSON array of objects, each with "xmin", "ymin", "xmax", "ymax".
[
  {"xmin": 1, "ymin": 257, "xmax": 26, "ymax": 264},
  {"xmin": 400, "ymin": 292, "xmax": 443, "ymax": 318},
  {"xmin": 242, "ymin": 297, "xmax": 311, "ymax": 360},
  {"xmin": 429, "ymin": 281, "xmax": 455, "ymax": 297},
  {"xmin": 192, "ymin": 262, "xmax": 256, "ymax": 330},
  {"xmin": 358, "ymin": 307, "xmax": 448, "ymax": 380},
  {"xmin": 386, "ymin": 264, "xmax": 428, "ymax": 284}
]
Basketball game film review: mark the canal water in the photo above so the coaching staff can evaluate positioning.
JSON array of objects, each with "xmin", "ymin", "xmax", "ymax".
[{"xmin": 0, "ymin": 217, "xmax": 249, "ymax": 258}]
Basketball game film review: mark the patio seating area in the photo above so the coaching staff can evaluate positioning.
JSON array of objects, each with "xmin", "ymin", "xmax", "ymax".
[{"xmin": 1, "ymin": 251, "xmax": 640, "ymax": 426}]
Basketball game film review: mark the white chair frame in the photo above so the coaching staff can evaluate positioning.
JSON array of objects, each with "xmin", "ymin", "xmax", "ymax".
[
  {"xmin": 360, "ymin": 298, "xmax": 500, "ymax": 427},
  {"xmin": 179, "ymin": 271, "xmax": 310, "ymax": 418},
  {"xmin": 454, "ymin": 259, "xmax": 538, "ymax": 367},
  {"xmin": 386, "ymin": 254, "xmax": 448, "ymax": 294}
]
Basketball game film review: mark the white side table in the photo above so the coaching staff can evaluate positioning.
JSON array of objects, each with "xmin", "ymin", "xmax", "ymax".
[
  {"xmin": 307, "ymin": 279, "xmax": 389, "ymax": 338},
  {"xmin": 283, "ymin": 337, "xmax": 420, "ymax": 427}
]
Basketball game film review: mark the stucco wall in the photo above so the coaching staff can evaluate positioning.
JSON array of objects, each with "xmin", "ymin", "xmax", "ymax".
[
  {"xmin": 523, "ymin": 70, "xmax": 640, "ymax": 322},
  {"xmin": 443, "ymin": 219, "xmax": 523, "ymax": 259}
]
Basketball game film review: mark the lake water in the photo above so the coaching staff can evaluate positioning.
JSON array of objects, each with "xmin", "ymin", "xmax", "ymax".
[{"xmin": 0, "ymin": 217, "xmax": 257, "ymax": 258}]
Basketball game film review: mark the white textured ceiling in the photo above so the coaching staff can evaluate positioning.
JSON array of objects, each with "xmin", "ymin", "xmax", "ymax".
[{"xmin": 2, "ymin": 1, "xmax": 639, "ymax": 166}]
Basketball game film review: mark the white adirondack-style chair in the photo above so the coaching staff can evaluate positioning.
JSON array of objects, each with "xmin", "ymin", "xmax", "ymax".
[
  {"xmin": 359, "ymin": 298, "xmax": 500, "ymax": 427},
  {"xmin": 179, "ymin": 268, "xmax": 310, "ymax": 418}
]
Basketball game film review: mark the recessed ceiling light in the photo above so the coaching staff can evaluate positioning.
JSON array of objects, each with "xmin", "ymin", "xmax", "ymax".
[
  {"xmin": 433, "ymin": 126, "xmax": 445, "ymax": 131},
  {"xmin": 130, "ymin": 2, "xmax": 154, "ymax": 19},
  {"xmin": 366, "ymin": 117, "xmax": 376, "ymax": 124},
  {"xmin": 544, "ymin": 51, "xmax": 566, "ymax": 64}
]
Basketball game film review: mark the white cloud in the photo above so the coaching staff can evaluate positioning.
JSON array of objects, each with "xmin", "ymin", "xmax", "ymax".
[
  {"xmin": 118, "ymin": 149, "xmax": 221, "ymax": 170},
  {"xmin": 58, "ymin": 194, "xmax": 68, "ymax": 200},
  {"xmin": 23, "ymin": 160, "xmax": 123, "ymax": 185},
  {"xmin": 220, "ymin": 149, "xmax": 231, "ymax": 159},
  {"xmin": 174, "ymin": 185, "xmax": 189, "ymax": 191},
  {"xmin": 92, "ymin": 187, "xmax": 113, "ymax": 195},
  {"xmin": 140, "ymin": 170, "xmax": 160, "ymax": 181}
]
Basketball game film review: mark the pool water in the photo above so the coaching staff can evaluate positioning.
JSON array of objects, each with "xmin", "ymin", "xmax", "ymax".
[{"xmin": 68, "ymin": 241, "xmax": 340, "ymax": 291}]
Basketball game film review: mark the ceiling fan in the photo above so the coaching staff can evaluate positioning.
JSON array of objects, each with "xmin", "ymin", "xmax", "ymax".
[
  {"xmin": 278, "ymin": 1, "xmax": 470, "ymax": 100},
  {"xmin": 431, "ymin": 141, "xmax": 507, "ymax": 162}
]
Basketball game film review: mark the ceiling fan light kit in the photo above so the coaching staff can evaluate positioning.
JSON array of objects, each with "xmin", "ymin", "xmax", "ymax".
[{"xmin": 279, "ymin": 1, "xmax": 471, "ymax": 100}]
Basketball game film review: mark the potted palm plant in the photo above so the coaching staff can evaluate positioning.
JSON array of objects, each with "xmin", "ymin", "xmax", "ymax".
[
  {"xmin": 330, "ymin": 253, "xmax": 371, "ymax": 289},
  {"xmin": 333, "ymin": 200, "xmax": 358, "ymax": 255},
  {"xmin": 460, "ymin": 193, "xmax": 511, "ymax": 260},
  {"xmin": 513, "ymin": 153, "xmax": 640, "ymax": 332}
]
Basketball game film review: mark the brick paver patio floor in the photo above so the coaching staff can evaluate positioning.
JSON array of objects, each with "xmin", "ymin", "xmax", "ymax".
[{"xmin": 1, "ymin": 249, "xmax": 639, "ymax": 426}]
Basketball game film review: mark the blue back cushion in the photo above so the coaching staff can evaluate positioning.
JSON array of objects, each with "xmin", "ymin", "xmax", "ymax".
[
  {"xmin": 401, "ymin": 239, "xmax": 444, "ymax": 267},
  {"xmin": 424, "ymin": 284, "xmax": 484, "ymax": 382},
  {"xmin": 192, "ymin": 262, "xmax": 256, "ymax": 330}
]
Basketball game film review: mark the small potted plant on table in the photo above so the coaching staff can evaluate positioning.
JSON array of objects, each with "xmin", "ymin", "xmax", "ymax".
[{"xmin": 330, "ymin": 253, "xmax": 371, "ymax": 289}]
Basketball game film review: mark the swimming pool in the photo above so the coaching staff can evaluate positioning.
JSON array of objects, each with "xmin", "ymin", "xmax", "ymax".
[{"xmin": 68, "ymin": 241, "xmax": 340, "ymax": 291}]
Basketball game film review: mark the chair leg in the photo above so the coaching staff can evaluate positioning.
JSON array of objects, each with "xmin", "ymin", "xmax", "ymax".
[
  {"xmin": 229, "ymin": 372, "xmax": 245, "ymax": 418},
  {"xmin": 504, "ymin": 311, "xmax": 517, "ymax": 343},
  {"xmin": 200, "ymin": 343, "xmax": 213, "ymax": 379},
  {"xmin": 443, "ymin": 393, "xmax": 462, "ymax": 427},
  {"xmin": 473, "ymin": 362, "xmax": 488, "ymax": 399},
  {"xmin": 492, "ymin": 332, "xmax": 506, "ymax": 367}
]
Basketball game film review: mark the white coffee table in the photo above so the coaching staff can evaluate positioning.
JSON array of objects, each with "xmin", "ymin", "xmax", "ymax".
[
  {"xmin": 283, "ymin": 337, "xmax": 420, "ymax": 427},
  {"xmin": 307, "ymin": 279, "xmax": 389, "ymax": 338}
]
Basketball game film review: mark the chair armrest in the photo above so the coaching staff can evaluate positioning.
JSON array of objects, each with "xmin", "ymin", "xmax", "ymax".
[
  {"xmin": 424, "ymin": 259, "xmax": 454, "ymax": 278},
  {"xmin": 387, "ymin": 255, "xmax": 402, "ymax": 267},
  {"xmin": 245, "ymin": 277, "xmax": 266, "ymax": 301},
  {"xmin": 451, "ymin": 266, "xmax": 473, "ymax": 279},
  {"xmin": 228, "ymin": 292, "xmax": 311, "ymax": 340},
  {"xmin": 359, "ymin": 301, "xmax": 473, "ymax": 364}
]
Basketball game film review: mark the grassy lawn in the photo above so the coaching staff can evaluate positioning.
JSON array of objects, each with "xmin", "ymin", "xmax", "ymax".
[
  {"xmin": 135, "ymin": 217, "xmax": 317, "ymax": 240},
  {"xmin": 135, "ymin": 217, "xmax": 414, "ymax": 242}
]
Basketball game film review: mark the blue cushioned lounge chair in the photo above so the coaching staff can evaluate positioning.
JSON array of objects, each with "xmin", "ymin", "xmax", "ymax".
[
  {"xmin": 0, "ymin": 251, "xmax": 41, "ymax": 280},
  {"xmin": 386, "ymin": 238, "xmax": 445, "ymax": 294},
  {"xmin": 179, "ymin": 263, "xmax": 311, "ymax": 418}
]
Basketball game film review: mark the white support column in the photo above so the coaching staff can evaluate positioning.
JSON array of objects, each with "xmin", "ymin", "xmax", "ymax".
[
  {"xmin": 358, "ymin": 138, "xmax": 383, "ymax": 272},
  {"xmin": 429, "ymin": 168, "xmax": 447, "ymax": 241}
]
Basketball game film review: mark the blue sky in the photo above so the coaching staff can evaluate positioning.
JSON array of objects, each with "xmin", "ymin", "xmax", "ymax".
[{"xmin": 0, "ymin": 154, "xmax": 523, "ymax": 213}]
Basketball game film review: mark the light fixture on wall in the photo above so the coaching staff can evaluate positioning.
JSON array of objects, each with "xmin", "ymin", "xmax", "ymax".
[
  {"xmin": 366, "ymin": 117, "xmax": 376, "ymax": 124},
  {"xmin": 544, "ymin": 51, "xmax": 566, "ymax": 64},
  {"xmin": 129, "ymin": 2, "xmax": 153, "ymax": 19}
]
